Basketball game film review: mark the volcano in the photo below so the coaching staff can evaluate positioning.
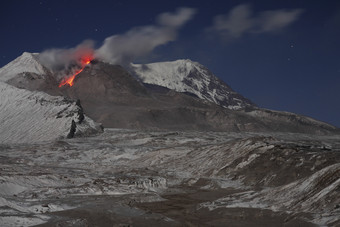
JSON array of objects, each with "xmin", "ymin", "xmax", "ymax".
[{"xmin": 2, "ymin": 52, "xmax": 338, "ymax": 134}]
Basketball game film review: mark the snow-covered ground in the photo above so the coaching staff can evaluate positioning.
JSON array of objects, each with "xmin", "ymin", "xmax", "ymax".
[{"xmin": 0, "ymin": 129, "xmax": 339, "ymax": 226}]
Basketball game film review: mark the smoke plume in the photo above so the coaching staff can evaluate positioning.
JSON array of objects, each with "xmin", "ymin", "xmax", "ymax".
[
  {"xmin": 38, "ymin": 8, "xmax": 196, "ymax": 71},
  {"xmin": 96, "ymin": 8, "xmax": 196, "ymax": 66}
]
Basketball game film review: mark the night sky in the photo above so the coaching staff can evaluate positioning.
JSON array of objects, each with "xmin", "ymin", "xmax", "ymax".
[{"xmin": 1, "ymin": 0, "xmax": 340, "ymax": 127}]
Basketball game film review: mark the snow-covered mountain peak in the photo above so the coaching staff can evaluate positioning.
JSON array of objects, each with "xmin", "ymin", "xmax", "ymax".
[
  {"xmin": 0, "ymin": 52, "xmax": 49, "ymax": 82},
  {"xmin": 132, "ymin": 59, "xmax": 254, "ymax": 110}
]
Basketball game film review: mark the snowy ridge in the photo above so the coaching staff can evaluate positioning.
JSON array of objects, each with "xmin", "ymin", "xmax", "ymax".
[
  {"xmin": 0, "ymin": 52, "xmax": 49, "ymax": 82},
  {"xmin": 265, "ymin": 163, "xmax": 340, "ymax": 212},
  {"xmin": 132, "ymin": 59, "xmax": 254, "ymax": 110},
  {"xmin": 0, "ymin": 82, "xmax": 102, "ymax": 144},
  {"xmin": 247, "ymin": 108, "xmax": 339, "ymax": 131}
]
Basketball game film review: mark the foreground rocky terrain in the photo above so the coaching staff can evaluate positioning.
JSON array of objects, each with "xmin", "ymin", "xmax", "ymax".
[{"xmin": 0, "ymin": 129, "xmax": 339, "ymax": 226}]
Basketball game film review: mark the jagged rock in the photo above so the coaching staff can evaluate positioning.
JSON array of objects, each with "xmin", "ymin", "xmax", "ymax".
[
  {"xmin": 76, "ymin": 99, "xmax": 85, "ymax": 124},
  {"xmin": 67, "ymin": 120, "xmax": 77, "ymax": 139}
]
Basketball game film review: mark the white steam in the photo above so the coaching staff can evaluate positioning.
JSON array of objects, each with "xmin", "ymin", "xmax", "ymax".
[
  {"xmin": 38, "ymin": 8, "xmax": 196, "ymax": 70},
  {"xmin": 38, "ymin": 40, "xmax": 95, "ymax": 71},
  {"xmin": 96, "ymin": 8, "xmax": 196, "ymax": 66},
  {"xmin": 95, "ymin": 26, "xmax": 176, "ymax": 66}
]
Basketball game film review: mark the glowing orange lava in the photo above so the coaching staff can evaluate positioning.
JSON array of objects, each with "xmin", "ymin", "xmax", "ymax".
[
  {"xmin": 58, "ymin": 57, "xmax": 92, "ymax": 88},
  {"xmin": 58, "ymin": 68, "xmax": 85, "ymax": 87}
]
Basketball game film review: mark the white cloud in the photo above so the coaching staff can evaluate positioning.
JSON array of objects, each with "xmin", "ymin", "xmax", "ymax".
[
  {"xmin": 258, "ymin": 9, "xmax": 303, "ymax": 32},
  {"xmin": 210, "ymin": 4, "xmax": 303, "ymax": 39},
  {"xmin": 157, "ymin": 7, "xmax": 197, "ymax": 27}
]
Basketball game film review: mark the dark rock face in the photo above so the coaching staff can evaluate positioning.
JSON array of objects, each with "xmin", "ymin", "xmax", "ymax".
[
  {"xmin": 76, "ymin": 99, "xmax": 85, "ymax": 124},
  {"xmin": 67, "ymin": 120, "xmax": 77, "ymax": 138}
]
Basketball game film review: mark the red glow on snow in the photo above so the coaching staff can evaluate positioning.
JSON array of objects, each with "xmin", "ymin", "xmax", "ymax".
[{"xmin": 58, "ymin": 56, "xmax": 93, "ymax": 88}]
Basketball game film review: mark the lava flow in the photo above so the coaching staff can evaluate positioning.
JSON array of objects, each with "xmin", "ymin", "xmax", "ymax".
[{"xmin": 58, "ymin": 57, "xmax": 92, "ymax": 88}]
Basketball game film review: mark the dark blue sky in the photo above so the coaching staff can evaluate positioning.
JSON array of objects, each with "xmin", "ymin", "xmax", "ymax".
[{"xmin": 1, "ymin": 0, "xmax": 340, "ymax": 127}]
